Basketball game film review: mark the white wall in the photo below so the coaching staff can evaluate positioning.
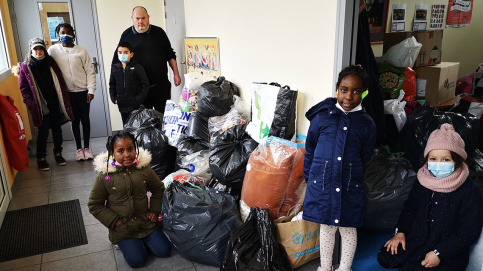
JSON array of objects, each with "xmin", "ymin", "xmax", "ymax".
[
  {"xmin": 184, "ymin": 0, "xmax": 338, "ymax": 135},
  {"xmin": 95, "ymin": 1, "xmax": 165, "ymax": 131}
]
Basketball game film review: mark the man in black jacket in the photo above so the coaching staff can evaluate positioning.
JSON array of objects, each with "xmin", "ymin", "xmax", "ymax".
[{"xmin": 113, "ymin": 6, "xmax": 181, "ymax": 114}]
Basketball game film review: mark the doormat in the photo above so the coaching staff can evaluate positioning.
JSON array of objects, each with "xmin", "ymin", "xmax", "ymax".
[{"xmin": 0, "ymin": 199, "xmax": 88, "ymax": 262}]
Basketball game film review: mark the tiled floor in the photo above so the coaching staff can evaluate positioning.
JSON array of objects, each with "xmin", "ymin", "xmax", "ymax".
[{"xmin": 1, "ymin": 137, "xmax": 320, "ymax": 271}]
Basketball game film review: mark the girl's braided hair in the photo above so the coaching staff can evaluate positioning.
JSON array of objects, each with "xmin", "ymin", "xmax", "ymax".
[
  {"xmin": 336, "ymin": 65, "xmax": 369, "ymax": 91},
  {"xmin": 106, "ymin": 131, "xmax": 138, "ymax": 156},
  {"xmin": 55, "ymin": 23, "xmax": 75, "ymax": 39}
]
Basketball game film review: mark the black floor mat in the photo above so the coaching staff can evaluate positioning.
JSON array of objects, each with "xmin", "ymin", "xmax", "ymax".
[{"xmin": 0, "ymin": 199, "xmax": 88, "ymax": 262}]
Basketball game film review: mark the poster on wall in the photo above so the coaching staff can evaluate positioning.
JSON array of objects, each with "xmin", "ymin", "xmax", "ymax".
[
  {"xmin": 447, "ymin": 0, "xmax": 473, "ymax": 27},
  {"xmin": 430, "ymin": 4, "xmax": 446, "ymax": 30},
  {"xmin": 391, "ymin": 4, "xmax": 406, "ymax": 32},
  {"xmin": 47, "ymin": 17, "xmax": 64, "ymax": 41},
  {"xmin": 184, "ymin": 37, "xmax": 220, "ymax": 79},
  {"xmin": 364, "ymin": 0, "xmax": 389, "ymax": 43},
  {"xmin": 413, "ymin": 4, "xmax": 428, "ymax": 31}
]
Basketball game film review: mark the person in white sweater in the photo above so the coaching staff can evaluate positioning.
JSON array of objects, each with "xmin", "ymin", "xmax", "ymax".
[{"xmin": 48, "ymin": 23, "xmax": 97, "ymax": 161}]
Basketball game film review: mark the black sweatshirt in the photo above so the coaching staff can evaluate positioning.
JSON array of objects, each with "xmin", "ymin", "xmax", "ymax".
[{"xmin": 112, "ymin": 25, "xmax": 176, "ymax": 86}]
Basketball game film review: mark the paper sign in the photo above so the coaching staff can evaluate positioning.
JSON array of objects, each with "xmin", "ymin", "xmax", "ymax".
[{"xmin": 391, "ymin": 4, "xmax": 407, "ymax": 32}]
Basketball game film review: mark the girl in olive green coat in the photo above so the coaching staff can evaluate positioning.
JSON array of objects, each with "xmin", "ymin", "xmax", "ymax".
[{"xmin": 88, "ymin": 132, "xmax": 171, "ymax": 267}]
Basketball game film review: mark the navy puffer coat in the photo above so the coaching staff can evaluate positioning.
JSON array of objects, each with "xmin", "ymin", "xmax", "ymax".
[{"xmin": 302, "ymin": 98, "xmax": 376, "ymax": 227}]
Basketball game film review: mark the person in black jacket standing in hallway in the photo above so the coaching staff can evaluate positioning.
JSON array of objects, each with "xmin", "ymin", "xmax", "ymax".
[
  {"xmin": 113, "ymin": 6, "xmax": 181, "ymax": 114},
  {"xmin": 109, "ymin": 41, "xmax": 149, "ymax": 125}
]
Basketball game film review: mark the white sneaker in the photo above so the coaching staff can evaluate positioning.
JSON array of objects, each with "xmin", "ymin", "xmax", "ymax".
[
  {"xmin": 84, "ymin": 148, "xmax": 94, "ymax": 160},
  {"xmin": 76, "ymin": 149, "xmax": 85, "ymax": 161}
]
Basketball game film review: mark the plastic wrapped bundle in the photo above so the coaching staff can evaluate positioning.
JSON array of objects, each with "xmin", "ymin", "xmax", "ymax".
[
  {"xmin": 208, "ymin": 95, "xmax": 250, "ymax": 139},
  {"xmin": 198, "ymin": 76, "xmax": 239, "ymax": 118},
  {"xmin": 277, "ymin": 148, "xmax": 306, "ymax": 218},
  {"xmin": 221, "ymin": 207, "xmax": 293, "ymax": 271},
  {"xmin": 162, "ymin": 181, "xmax": 242, "ymax": 267},
  {"xmin": 401, "ymin": 106, "xmax": 480, "ymax": 170},
  {"xmin": 241, "ymin": 137, "xmax": 298, "ymax": 219},
  {"xmin": 209, "ymin": 124, "xmax": 258, "ymax": 190},
  {"xmin": 364, "ymin": 149, "xmax": 417, "ymax": 233},
  {"xmin": 181, "ymin": 150, "xmax": 211, "ymax": 180},
  {"xmin": 163, "ymin": 100, "xmax": 192, "ymax": 147},
  {"xmin": 123, "ymin": 105, "xmax": 163, "ymax": 132},
  {"xmin": 176, "ymin": 134, "xmax": 209, "ymax": 169},
  {"xmin": 132, "ymin": 118, "xmax": 171, "ymax": 180}
]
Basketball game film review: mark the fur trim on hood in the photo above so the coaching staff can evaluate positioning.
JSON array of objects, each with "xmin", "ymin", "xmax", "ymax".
[
  {"xmin": 93, "ymin": 148, "xmax": 152, "ymax": 173},
  {"xmin": 12, "ymin": 63, "xmax": 21, "ymax": 77}
]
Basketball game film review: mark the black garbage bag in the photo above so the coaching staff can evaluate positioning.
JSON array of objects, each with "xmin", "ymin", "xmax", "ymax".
[
  {"xmin": 209, "ymin": 124, "xmax": 258, "ymax": 190},
  {"xmin": 364, "ymin": 148, "xmax": 417, "ymax": 233},
  {"xmin": 400, "ymin": 106, "xmax": 479, "ymax": 170},
  {"xmin": 131, "ymin": 118, "xmax": 172, "ymax": 180},
  {"xmin": 162, "ymin": 181, "xmax": 242, "ymax": 267},
  {"xmin": 187, "ymin": 111, "xmax": 209, "ymax": 142},
  {"xmin": 221, "ymin": 207, "xmax": 293, "ymax": 271},
  {"xmin": 269, "ymin": 85, "xmax": 297, "ymax": 140},
  {"xmin": 198, "ymin": 76, "xmax": 239, "ymax": 118},
  {"xmin": 124, "ymin": 105, "xmax": 163, "ymax": 133},
  {"xmin": 176, "ymin": 134, "xmax": 209, "ymax": 169}
]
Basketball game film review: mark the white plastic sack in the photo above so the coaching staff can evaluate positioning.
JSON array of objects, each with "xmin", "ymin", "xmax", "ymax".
[
  {"xmin": 163, "ymin": 100, "xmax": 192, "ymax": 146},
  {"xmin": 184, "ymin": 72, "xmax": 212, "ymax": 90},
  {"xmin": 384, "ymin": 90, "xmax": 407, "ymax": 132},
  {"xmin": 181, "ymin": 150, "xmax": 211, "ymax": 179},
  {"xmin": 380, "ymin": 37, "xmax": 422, "ymax": 68}
]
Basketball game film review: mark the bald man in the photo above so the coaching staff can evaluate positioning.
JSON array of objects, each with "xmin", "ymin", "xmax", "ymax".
[{"xmin": 113, "ymin": 6, "xmax": 181, "ymax": 114}]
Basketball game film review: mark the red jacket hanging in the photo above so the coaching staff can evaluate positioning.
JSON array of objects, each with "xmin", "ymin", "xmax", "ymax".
[{"xmin": 0, "ymin": 94, "xmax": 29, "ymax": 171}]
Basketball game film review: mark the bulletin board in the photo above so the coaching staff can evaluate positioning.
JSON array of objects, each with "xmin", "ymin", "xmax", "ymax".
[{"xmin": 184, "ymin": 37, "xmax": 220, "ymax": 79}]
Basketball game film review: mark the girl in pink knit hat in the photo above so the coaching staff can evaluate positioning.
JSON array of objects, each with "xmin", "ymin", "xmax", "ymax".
[{"xmin": 378, "ymin": 123, "xmax": 482, "ymax": 271}]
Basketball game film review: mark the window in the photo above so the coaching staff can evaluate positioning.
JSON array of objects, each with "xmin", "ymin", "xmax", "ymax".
[{"xmin": 0, "ymin": 8, "xmax": 11, "ymax": 82}]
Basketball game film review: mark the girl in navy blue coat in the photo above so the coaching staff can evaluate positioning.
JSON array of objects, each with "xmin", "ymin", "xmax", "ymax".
[
  {"xmin": 378, "ymin": 123, "xmax": 482, "ymax": 271},
  {"xmin": 303, "ymin": 65, "xmax": 377, "ymax": 271}
]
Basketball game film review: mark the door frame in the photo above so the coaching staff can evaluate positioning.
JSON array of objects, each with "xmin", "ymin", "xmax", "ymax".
[{"xmin": 0, "ymin": 143, "xmax": 12, "ymax": 228}]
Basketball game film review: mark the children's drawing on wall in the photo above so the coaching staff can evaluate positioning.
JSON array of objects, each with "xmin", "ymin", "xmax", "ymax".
[{"xmin": 184, "ymin": 38, "xmax": 220, "ymax": 79}]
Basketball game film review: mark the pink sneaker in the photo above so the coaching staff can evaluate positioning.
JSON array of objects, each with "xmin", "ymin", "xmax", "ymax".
[
  {"xmin": 84, "ymin": 148, "xmax": 94, "ymax": 160},
  {"xmin": 76, "ymin": 149, "xmax": 85, "ymax": 161}
]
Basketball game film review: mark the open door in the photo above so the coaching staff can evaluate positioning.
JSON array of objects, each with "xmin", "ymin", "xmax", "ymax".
[
  {"xmin": 165, "ymin": 0, "xmax": 186, "ymax": 102},
  {"xmin": 9, "ymin": 0, "xmax": 111, "ymax": 141}
]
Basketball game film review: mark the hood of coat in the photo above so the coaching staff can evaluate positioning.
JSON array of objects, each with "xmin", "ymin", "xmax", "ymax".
[
  {"xmin": 305, "ymin": 98, "xmax": 338, "ymax": 121},
  {"xmin": 93, "ymin": 147, "xmax": 152, "ymax": 173},
  {"xmin": 12, "ymin": 63, "xmax": 23, "ymax": 77}
]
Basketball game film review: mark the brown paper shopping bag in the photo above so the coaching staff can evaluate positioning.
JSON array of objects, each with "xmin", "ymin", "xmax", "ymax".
[{"xmin": 274, "ymin": 214, "xmax": 320, "ymax": 268}]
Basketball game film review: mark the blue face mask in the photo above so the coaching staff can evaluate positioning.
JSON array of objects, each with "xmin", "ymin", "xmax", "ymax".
[
  {"xmin": 60, "ymin": 34, "xmax": 74, "ymax": 45},
  {"xmin": 118, "ymin": 54, "xmax": 129, "ymax": 63},
  {"xmin": 428, "ymin": 162, "xmax": 455, "ymax": 178}
]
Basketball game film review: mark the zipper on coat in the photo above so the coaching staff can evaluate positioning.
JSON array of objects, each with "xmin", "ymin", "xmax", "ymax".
[
  {"xmin": 347, "ymin": 163, "xmax": 352, "ymax": 191},
  {"xmin": 322, "ymin": 160, "xmax": 328, "ymax": 190},
  {"xmin": 123, "ymin": 69, "xmax": 126, "ymax": 89}
]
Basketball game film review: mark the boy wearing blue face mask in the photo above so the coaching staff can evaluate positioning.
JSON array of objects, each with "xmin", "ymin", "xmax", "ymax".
[
  {"xmin": 378, "ymin": 123, "xmax": 482, "ymax": 271},
  {"xmin": 48, "ymin": 23, "xmax": 97, "ymax": 161},
  {"xmin": 109, "ymin": 41, "xmax": 149, "ymax": 125}
]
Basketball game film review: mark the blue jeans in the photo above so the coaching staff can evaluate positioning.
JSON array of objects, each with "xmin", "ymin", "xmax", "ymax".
[{"xmin": 117, "ymin": 228, "xmax": 171, "ymax": 267}]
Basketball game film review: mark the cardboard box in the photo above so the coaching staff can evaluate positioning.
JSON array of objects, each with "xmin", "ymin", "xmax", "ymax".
[
  {"xmin": 383, "ymin": 30, "xmax": 443, "ymax": 67},
  {"xmin": 414, "ymin": 62, "xmax": 460, "ymax": 106}
]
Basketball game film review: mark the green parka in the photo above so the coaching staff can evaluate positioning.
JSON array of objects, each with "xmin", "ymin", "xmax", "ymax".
[{"xmin": 88, "ymin": 148, "xmax": 165, "ymax": 244}]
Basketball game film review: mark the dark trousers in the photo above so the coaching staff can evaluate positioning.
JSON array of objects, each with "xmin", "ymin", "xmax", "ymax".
[
  {"xmin": 120, "ymin": 112, "xmax": 130, "ymax": 126},
  {"xmin": 117, "ymin": 228, "xmax": 171, "ymax": 267},
  {"xmin": 143, "ymin": 81, "xmax": 171, "ymax": 114},
  {"xmin": 68, "ymin": 91, "xmax": 91, "ymax": 149},
  {"xmin": 36, "ymin": 110, "xmax": 63, "ymax": 158}
]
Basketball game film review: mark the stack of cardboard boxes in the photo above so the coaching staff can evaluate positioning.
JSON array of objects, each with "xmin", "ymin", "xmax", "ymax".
[{"xmin": 383, "ymin": 30, "xmax": 459, "ymax": 106}]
